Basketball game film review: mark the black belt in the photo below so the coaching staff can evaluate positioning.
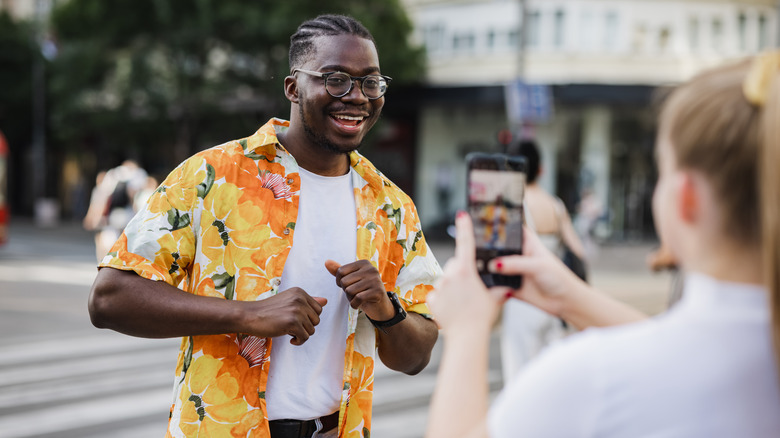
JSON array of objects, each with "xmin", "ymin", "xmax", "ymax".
[{"xmin": 269, "ymin": 411, "xmax": 339, "ymax": 438}]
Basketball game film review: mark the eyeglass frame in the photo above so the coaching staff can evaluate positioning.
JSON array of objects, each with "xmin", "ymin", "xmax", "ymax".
[{"xmin": 292, "ymin": 69, "xmax": 393, "ymax": 100}]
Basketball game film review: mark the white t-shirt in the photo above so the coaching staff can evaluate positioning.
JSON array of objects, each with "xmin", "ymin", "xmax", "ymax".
[
  {"xmin": 488, "ymin": 273, "xmax": 780, "ymax": 438},
  {"xmin": 265, "ymin": 167, "xmax": 357, "ymax": 421}
]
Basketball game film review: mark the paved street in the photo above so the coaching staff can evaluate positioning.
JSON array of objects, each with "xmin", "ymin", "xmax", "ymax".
[{"xmin": 0, "ymin": 218, "xmax": 671, "ymax": 438}]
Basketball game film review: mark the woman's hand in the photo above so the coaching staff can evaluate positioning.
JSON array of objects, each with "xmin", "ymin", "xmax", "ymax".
[
  {"xmin": 488, "ymin": 226, "xmax": 585, "ymax": 319},
  {"xmin": 428, "ymin": 212, "xmax": 508, "ymax": 336}
]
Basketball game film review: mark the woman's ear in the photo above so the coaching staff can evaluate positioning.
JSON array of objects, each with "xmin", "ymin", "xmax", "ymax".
[
  {"xmin": 677, "ymin": 172, "xmax": 700, "ymax": 224},
  {"xmin": 283, "ymin": 75, "xmax": 299, "ymax": 104}
]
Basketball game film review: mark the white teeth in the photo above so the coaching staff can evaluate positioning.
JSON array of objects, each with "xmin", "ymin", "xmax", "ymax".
[{"xmin": 334, "ymin": 115, "xmax": 363, "ymax": 121}]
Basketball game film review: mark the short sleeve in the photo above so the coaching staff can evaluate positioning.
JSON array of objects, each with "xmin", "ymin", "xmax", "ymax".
[
  {"xmin": 393, "ymin": 201, "xmax": 442, "ymax": 317},
  {"xmin": 488, "ymin": 331, "xmax": 602, "ymax": 438},
  {"xmin": 99, "ymin": 154, "xmax": 206, "ymax": 288}
]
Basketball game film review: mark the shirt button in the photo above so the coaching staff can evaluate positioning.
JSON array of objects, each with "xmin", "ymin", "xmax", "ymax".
[
  {"xmin": 287, "ymin": 178, "xmax": 294, "ymax": 185},
  {"xmin": 273, "ymin": 279, "xmax": 281, "ymax": 287},
  {"xmin": 283, "ymin": 228, "xmax": 290, "ymax": 235}
]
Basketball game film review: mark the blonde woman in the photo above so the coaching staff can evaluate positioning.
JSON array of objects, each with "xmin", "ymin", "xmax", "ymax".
[{"xmin": 426, "ymin": 53, "xmax": 780, "ymax": 437}]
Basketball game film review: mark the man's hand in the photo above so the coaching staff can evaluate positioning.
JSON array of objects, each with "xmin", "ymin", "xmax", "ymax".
[
  {"xmin": 247, "ymin": 288, "xmax": 328, "ymax": 345},
  {"xmin": 325, "ymin": 260, "xmax": 394, "ymax": 322},
  {"xmin": 89, "ymin": 267, "xmax": 329, "ymax": 343}
]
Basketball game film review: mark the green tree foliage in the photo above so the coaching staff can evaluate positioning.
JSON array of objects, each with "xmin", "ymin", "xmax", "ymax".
[
  {"xmin": 48, "ymin": 0, "xmax": 425, "ymax": 173},
  {"xmin": 0, "ymin": 12, "xmax": 37, "ymax": 144},
  {"xmin": 0, "ymin": 12, "xmax": 39, "ymax": 209}
]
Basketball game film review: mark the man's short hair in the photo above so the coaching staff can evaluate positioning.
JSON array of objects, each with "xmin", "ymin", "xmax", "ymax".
[{"xmin": 289, "ymin": 14, "xmax": 375, "ymax": 72}]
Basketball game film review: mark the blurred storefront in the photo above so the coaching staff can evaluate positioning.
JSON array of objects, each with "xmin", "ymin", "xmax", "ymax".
[{"xmin": 402, "ymin": 0, "xmax": 779, "ymax": 241}]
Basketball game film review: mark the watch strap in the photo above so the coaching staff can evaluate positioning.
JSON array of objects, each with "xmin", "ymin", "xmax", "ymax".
[{"xmin": 367, "ymin": 292, "xmax": 407, "ymax": 333}]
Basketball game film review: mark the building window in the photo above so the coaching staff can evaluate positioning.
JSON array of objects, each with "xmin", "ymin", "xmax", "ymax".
[
  {"xmin": 553, "ymin": 9, "xmax": 565, "ymax": 48},
  {"xmin": 689, "ymin": 17, "xmax": 700, "ymax": 51},
  {"xmin": 581, "ymin": 9, "xmax": 596, "ymax": 50},
  {"xmin": 711, "ymin": 17, "xmax": 723, "ymax": 51},
  {"xmin": 759, "ymin": 13, "xmax": 768, "ymax": 49},
  {"xmin": 604, "ymin": 11, "xmax": 618, "ymax": 50},
  {"xmin": 632, "ymin": 24, "xmax": 647, "ymax": 51},
  {"xmin": 659, "ymin": 27, "xmax": 671, "ymax": 51},
  {"xmin": 738, "ymin": 12, "xmax": 748, "ymax": 51},
  {"xmin": 486, "ymin": 29, "xmax": 496, "ymax": 50},
  {"xmin": 508, "ymin": 28, "xmax": 519, "ymax": 48},
  {"xmin": 424, "ymin": 24, "xmax": 445, "ymax": 52},
  {"xmin": 453, "ymin": 32, "xmax": 475, "ymax": 52},
  {"xmin": 527, "ymin": 10, "xmax": 541, "ymax": 48}
]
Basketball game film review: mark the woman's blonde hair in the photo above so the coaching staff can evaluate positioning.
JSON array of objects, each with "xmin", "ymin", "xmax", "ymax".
[{"xmin": 659, "ymin": 53, "xmax": 780, "ymax": 375}]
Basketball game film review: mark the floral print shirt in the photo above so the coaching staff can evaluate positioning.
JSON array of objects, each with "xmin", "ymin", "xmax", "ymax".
[{"xmin": 99, "ymin": 118, "xmax": 442, "ymax": 438}]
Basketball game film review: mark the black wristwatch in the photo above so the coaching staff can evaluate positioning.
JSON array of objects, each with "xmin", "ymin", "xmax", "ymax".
[{"xmin": 367, "ymin": 292, "xmax": 407, "ymax": 333}]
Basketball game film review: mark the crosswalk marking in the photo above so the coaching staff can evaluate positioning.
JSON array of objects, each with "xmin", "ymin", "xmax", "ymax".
[
  {"xmin": 0, "ymin": 387, "xmax": 172, "ymax": 438},
  {"xmin": 0, "ymin": 328, "xmax": 503, "ymax": 438}
]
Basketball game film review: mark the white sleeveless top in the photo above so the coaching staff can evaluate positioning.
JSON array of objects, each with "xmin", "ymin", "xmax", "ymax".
[{"xmin": 523, "ymin": 199, "xmax": 564, "ymax": 256}]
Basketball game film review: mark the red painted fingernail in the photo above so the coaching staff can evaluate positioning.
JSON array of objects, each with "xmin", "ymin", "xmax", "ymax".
[
  {"xmin": 456, "ymin": 210, "xmax": 467, "ymax": 218},
  {"xmin": 496, "ymin": 261, "xmax": 503, "ymax": 270},
  {"xmin": 505, "ymin": 291, "xmax": 513, "ymax": 299}
]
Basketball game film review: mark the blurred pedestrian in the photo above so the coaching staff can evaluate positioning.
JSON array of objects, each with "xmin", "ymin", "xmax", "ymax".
[
  {"xmin": 132, "ymin": 175, "xmax": 159, "ymax": 213},
  {"xmin": 425, "ymin": 52, "xmax": 780, "ymax": 437},
  {"xmin": 88, "ymin": 14, "xmax": 440, "ymax": 438},
  {"xmin": 646, "ymin": 241, "xmax": 685, "ymax": 306},
  {"xmin": 575, "ymin": 186, "xmax": 603, "ymax": 258},
  {"xmin": 500, "ymin": 139, "xmax": 586, "ymax": 384},
  {"xmin": 82, "ymin": 159, "xmax": 148, "ymax": 261}
]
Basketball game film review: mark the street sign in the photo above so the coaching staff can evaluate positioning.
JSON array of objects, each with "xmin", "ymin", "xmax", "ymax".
[{"xmin": 504, "ymin": 80, "xmax": 553, "ymax": 125}]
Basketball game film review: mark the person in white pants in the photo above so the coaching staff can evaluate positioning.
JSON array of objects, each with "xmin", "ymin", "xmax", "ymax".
[{"xmin": 500, "ymin": 140, "xmax": 586, "ymax": 385}]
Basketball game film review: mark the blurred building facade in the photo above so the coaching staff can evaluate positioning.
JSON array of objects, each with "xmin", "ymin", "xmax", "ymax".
[
  {"xmin": 402, "ymin": 0, "xmax": 779, "ymax": 240},
  {"xmin": 2, "ymin": 0, "xmax": 778, "ymax": 241}
]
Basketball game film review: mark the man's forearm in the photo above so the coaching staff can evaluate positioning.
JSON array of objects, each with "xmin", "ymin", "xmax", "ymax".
[
  {"xmin": 376, "ymin": 313, "xmax": 439, "ymax": 375},
  {"xmin": 89, "ymin": 267, "xmax": 245, "ymax": 338}
]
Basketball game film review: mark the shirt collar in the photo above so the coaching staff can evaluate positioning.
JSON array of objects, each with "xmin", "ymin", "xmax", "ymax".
[
  {"xmin": 677, "ymin": 272, "xmax": 768, "ymax": 320},
  {"xmin": 249, "ymin": 118, "xmax": 384, "ymax": 192}
]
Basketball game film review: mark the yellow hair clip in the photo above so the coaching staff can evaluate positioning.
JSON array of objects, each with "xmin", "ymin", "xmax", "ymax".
[{"xmin": 743, "ymin": 50, "xmax": 780, "ymax": 106}]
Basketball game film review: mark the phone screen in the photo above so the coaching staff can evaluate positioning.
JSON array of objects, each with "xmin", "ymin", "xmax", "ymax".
[{"xmin": 466, "ymin": 153, "xmax": 526, "ymax": 288}]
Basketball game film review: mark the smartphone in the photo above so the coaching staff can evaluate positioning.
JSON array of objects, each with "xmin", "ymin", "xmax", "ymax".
[{"xmin": 466, "ymin": 152, "xmax": 526, "ymax": 288}]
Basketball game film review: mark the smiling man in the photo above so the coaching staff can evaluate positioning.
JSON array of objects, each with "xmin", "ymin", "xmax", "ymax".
[{"xmin": 87, "ymin": 14, "xmax": 441, "ymax": 438}]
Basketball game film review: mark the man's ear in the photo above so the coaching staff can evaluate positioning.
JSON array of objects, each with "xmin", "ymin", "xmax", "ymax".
[
  {"xmin": 283, "ymin": 75, "xmax": 299, "ymax": 104},
  {"xmin": 677, "ymin": 172, "xmax": 700, "ymax": 224}
]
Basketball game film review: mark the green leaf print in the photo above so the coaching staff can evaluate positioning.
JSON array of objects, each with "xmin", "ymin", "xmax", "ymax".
[
  {"xmin": 196, "ymin": 163, "xmax": 215, "ymax": 198},
  {"xmin": 163, "ymin": 209, "xmax": 191, "ymax": 231},
  {"xmin": 382, "ymin": 204, "xmax": 402, "ymax": 231},
  {"xmin": 239, "ymin": 139, "xmax": 248, "ymax": 150},
  {"xmin": 212, "ymin": 220, "xmax": 229, "ymax": 246},
  {"xmin": 188, "ymin": 394, "xmax": 206, "ymax": 421},
  {"xmin": 224, "ymin": 276, "xmax": 236, "ymax": 301},
  {"xmin": 258, "ymin": 391, "xmax": 266, "ymax": 399},
  {"xmin": 247, "ymin": 152, "xmax": 273, "ymax": 162},
  {"xmin": 180, "ymin": 337, "xmax": 193, "ymax": 384},
  {"xmin": 411, "ymin": 230, "xmax": 423, "ymax": 251},
  {"xmin": 366, "ymin": 222, "xmax": 377, "ymax": 231},
  {"xmin": 212, "ymin": 272, "xmax": 234, "ymax": 290},
  {"xmin": 363, "ymin": 427, "xmax": 370, "ymax": 437},
  {"xmin": 285, "ymin": 222, "xmax": 296, "ymax": 230},
  {"xmin": 168, "ymin": 252, "xmax": 181, "ymax": 275}
]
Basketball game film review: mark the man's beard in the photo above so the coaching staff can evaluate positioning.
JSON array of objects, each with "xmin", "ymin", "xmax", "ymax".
[{"xmin": 299, "ymin": 103, "xmax": 362, "ymax": 155}]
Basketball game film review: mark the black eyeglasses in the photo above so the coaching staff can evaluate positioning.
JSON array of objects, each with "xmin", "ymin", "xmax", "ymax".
[{"xmin": 293, "ymin": 69, "xmax": 392, "ymax": 100}]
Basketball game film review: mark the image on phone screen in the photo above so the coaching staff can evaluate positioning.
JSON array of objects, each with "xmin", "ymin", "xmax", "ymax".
[{"xmin": 466, "ymin": 153, "xmax": 526, "ymax": 288}]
